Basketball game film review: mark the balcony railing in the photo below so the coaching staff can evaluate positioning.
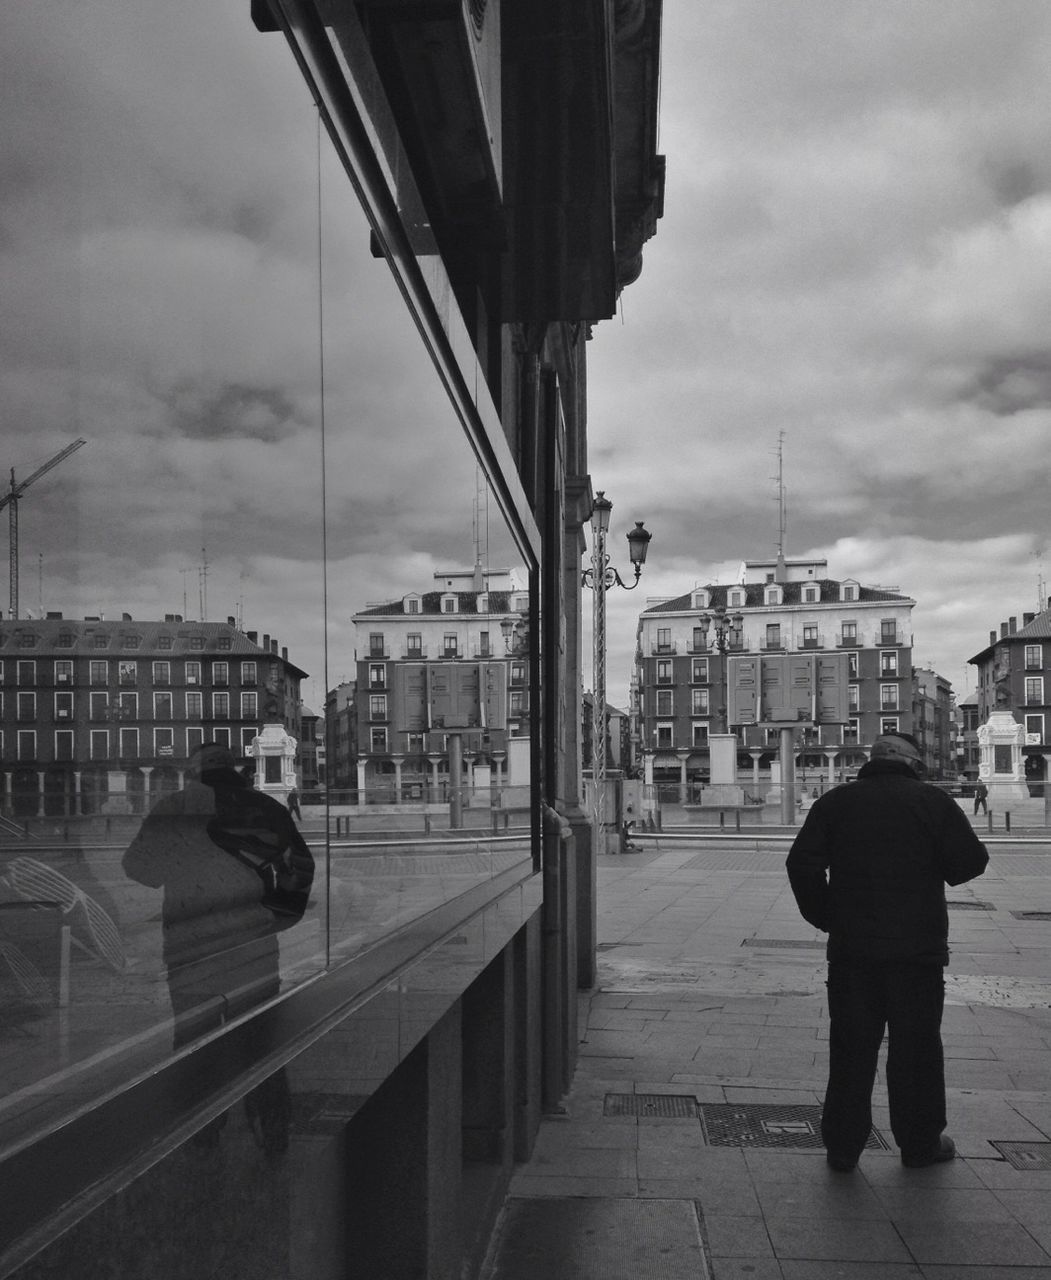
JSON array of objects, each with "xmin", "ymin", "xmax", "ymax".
[
  {"xmin": 837, "ymin": 635, "xmax": 858, "ymax": 647},
  {"xmin": 652, "ymin": 642, "xmax": 677, "ymax": 655},
  {"xmin": 800, "ymin": 636, "xmax": 823, "ymax": 649}
]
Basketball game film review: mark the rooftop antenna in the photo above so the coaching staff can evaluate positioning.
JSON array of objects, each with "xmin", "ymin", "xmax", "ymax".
[
  {"xmin": 772, "ymin": 431, "xmax": 788, "ymax": 582},
  {"xmin": 471, "ymin": 471, "xmax": 486, "ymax": 590},
  {"xmin": 199, "ymin": 546, "xmax": 209, "ymax": 621},
  {"xmin": 179, "ymin": 567, "xmax": 193, "ymax": 619}
]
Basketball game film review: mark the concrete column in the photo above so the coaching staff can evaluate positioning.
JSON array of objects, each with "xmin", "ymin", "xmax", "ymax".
[
  {"xmin": 824, "ymin": 749, "xmax": 838, "ymax": 789},
  {"xmin": 779, "ymin": 727, "xmax": 797, "ymax": 826}
]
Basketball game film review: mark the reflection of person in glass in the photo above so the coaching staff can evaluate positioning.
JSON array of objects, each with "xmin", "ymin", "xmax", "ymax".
[{"xmin": 122, "ymin": 742, "xmax": 314, "ymax": 1048}]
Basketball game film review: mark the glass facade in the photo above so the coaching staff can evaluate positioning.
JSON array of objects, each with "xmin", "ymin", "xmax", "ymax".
[{"xmin": 0, "ymin": 0, "xmax": 533, "ymax": 1164}]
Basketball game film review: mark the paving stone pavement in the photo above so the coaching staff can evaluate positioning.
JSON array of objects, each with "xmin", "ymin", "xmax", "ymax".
[{"xmin": 483, "ymin": 838, "xmax": 1051, "ymax": 1280}]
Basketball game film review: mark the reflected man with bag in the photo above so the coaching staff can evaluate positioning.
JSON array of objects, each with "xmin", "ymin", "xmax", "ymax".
[{"xmin": 123, "ymin": 741, "xmax": 314, "ymax": 1048}]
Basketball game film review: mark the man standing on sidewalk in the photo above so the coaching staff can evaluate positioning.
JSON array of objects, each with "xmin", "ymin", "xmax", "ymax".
[{"xmin": 786, "ymin": 732, "xmax": 989, "ymax": 1171}]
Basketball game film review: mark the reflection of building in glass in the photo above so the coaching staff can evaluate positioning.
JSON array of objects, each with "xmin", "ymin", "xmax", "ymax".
[
  {"xmin": 351, "ymin": 568, "xmax": 529, "ymax": 803},
  {"xmin": 581, "ymin": 692, "xmax": 630, "ymax": 772},
  {"xmin": 636, "ymin": 558, "xmax": 916, "ymax": 795},
  {"xmin": 323, "ymin": 681, "xmax": 357, "ymax": 800},
  {"xmin": 0, "ymin": 615, "xmax": 306, "ymax": 817},
  {"xmin": 2, "ymin": 0, "xmax": 665, "ymax": 1273}
]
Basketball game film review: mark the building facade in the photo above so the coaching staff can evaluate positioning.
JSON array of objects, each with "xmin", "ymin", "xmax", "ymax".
[
  {"xmin": 911, "ymin": 666, "xmax": 955, "ymax": 780},
  {"xmin": 351, "ymin": 568, "xmax": 531, "ymax": 803},
  {"xmin": 969, "ymin": 602, "xmax": 1051, "ymax": 790},
  {"xmin": 635, "ymin": 557, "xmax": 915, "ymax": 795},
  {"xmin": 0, "ymin": 3, "xmax": 664, "ymax": 1279},
  {"xmin": 0, "ymin": 615, "xmax": 304, "ymax": 818},
  {"xmin": 322, "ymin": 680, "xmax": 357, "ymax": 801}
]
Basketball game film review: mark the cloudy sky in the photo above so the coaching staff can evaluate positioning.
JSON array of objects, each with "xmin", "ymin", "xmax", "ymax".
[
  {"xmin": 586, "ymin": 0, "xmax": 1051, "ymax": 708},
  {"xmin": 1, "ymin": 0, "xmax": 519, "ymax": 713},
  {"xmin": 3, "ymin": 1, "xmax": 1050, "ymax": 718}
]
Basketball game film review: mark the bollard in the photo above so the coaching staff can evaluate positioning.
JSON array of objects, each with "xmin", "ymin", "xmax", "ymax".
[
  {"xmin": 987, "ymin": 811, "xmax": 993, "ymax": 834},
  {"xmin": 735, "ymin": 810, "xmax": 741, "ymax": 833},
  {"xmin": 719, "ymin": 810, "xmax": 725, "ymax": 830},
  {"xmin": 1005, "ymin": 811, "xmax": 1011, "ymax": 833},
  {"xmin": 424, "ymin": 814, "xmax": 431, "ymax": 835}
]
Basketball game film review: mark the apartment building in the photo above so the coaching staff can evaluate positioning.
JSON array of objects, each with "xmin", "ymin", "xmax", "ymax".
[
  {"xmin": 351, "ymin": 568, "xmax": 530, "ymax": 802},
  {"xmin": 969, "ymin": 601, "xmax": 1051, "ymax": 790},
  {"xmin": 912, "ymin": 666, "xmax": 955, "ymax": 779},
  {"xmin": 0, "ymin": 614, "xmax": 305, "ymax": 818},
  {"xmin": 636, "ymin": 557, "xmax": 915, "ymax": 791}
]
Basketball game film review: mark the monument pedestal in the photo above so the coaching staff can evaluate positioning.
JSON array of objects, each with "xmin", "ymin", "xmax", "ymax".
[{"xmin": 977, "ymin": 711, "xmax": 1030, "ymax": 803}]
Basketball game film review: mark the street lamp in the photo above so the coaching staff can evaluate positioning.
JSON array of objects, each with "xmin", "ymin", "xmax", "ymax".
[
  {"xmin": 581, "ymin": 491, "xmax": 652, "ymax": 854},
  {"xmin": 697, "ymin": 602, "xmax": 743, "ymax": 734}
]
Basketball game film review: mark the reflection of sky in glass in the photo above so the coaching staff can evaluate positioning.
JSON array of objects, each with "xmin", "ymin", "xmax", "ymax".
[{"xmin": 0, "ymin": 0, "xmax": 522, "ymax": 705}]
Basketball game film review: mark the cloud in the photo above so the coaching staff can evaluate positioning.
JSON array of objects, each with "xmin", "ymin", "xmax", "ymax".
[{"xmin": 585, "ymin": 2, "xmax": 1051, "ymax": 707}]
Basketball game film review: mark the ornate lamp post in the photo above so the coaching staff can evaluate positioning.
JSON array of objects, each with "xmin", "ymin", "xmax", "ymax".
[
  {"xmin": 697, "ymin": 602, "xmax": 743, "ymax": 733},
  {"xmin": 581, "ymin": 492, "xmax": 652, "ymax": 853}
]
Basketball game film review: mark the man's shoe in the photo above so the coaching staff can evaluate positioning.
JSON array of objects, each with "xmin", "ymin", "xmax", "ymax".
[
  {"xmin": 826, "ymin": 1152, "xmax": 857, "ymax": 1172},
  {"xmin": 902, "ymin": 1135, "xmax": 956, "ymax": 1168}
]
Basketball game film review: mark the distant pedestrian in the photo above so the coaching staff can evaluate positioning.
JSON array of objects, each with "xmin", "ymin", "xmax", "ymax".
[
  {"xmin": 286, "ymin": 786, "xmax": 302, "ymax": 821},
  {"xmin": 786, "ymin": 732, "xmax": 988, "ymax": 1172},
  {"xmin": 973, "ymin": 781, "xmax": 988, "ymax": 816}
]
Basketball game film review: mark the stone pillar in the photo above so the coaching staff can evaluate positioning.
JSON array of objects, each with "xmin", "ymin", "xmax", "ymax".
[
  {"xmin": 428, "ymin": 755, "xmax": 444, "ymax": 803},
  {"xmin": 823, "ymin": 749, "xmax": 838, "ymax": 790},
  {"xmin": 391, "ymin": 754, "xmax": 404, "ymax": 803}
]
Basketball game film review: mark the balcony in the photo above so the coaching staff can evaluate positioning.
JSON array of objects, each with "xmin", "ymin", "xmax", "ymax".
[
  {"xmin": 837, "ymin": 634, "xmax": 859, "ymax": 647},
  {"xmin": 404, "ymin": 647, "xmax": 426, "ymax": 660},
  {"xmin": 760, "ymin": 641, "xmax": 785, "ymax": 652},
  {"xmin": 800, "ymin": 636, "xmax": 823, "ymax": 650},
  {"xmin": 651, "ymin": 642, "xmax": 677, "ymax": 655}
]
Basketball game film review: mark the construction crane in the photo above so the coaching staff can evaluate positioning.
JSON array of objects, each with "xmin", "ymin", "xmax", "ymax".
[{"xmin": 0, "ymin": 439, "xmax": 87, "ymax": 620}]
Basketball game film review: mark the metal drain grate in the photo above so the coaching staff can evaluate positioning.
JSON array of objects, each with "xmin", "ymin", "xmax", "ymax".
[
  {"xmin": 700, "ymin": 1103, "xmax": 888, "ymax": 1152},
  {"xmin": 604, "ymin": 1093, "xmax": 698, "ymax": 1118},
  {"xmin": 992, "ymin": 1141, "xmax": 1051, "ymax": 1171},
  {"xmin": 1010, "ymin": 911, "xmax": 1051, "ymax": 921},
  {"xmin": 947, "ymin": 900, "xmax": 994, "ymax": 911},
  {"xmin": 742, "ymin": 938, "xmax": 826, "ymax": 950}
]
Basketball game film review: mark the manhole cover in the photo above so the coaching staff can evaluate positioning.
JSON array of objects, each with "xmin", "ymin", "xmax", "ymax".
[
  {"xmin": 742, "ymin": 938, "xmax": 825, "ymax": 950},
  {"xmin": 604, "ymin": 1093, "xmax": 698, "ymax": 1118},
  {"xmin": 1010, "ymin": 911, "xmax": 1051, "ymax": 922},
  {"xmin": 700, "ymin": 1103, "xmax": 888, "ymax": 1151},
  {"xmin": 947, "ymin": 901, "xmax": 994, "ymax": 911},
  {"xmin": 992, "ymin": 1141, "xmax": 1051, "ymax": 1171}
]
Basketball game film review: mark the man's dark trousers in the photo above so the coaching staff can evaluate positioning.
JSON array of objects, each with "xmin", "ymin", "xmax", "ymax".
[{"xmin": 822, "ymin": 961, "xmax": 946, "ymax": 1161}]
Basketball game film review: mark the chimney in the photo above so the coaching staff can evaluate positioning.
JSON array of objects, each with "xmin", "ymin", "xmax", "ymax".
[
  {"xmin": 282, "ymin": 646, "xmax": 288, "ymax": 661},
  {"xmin": 45, "ymin": 611, "xmax": 63, "ymax": 620},
  {"xmin": 1009, "ymin": 616, "xmax": 1017, "ymax": 634},
  {"xmin": 1024, "ymin": 612, "xmax": 1035, "ymax": 626},
  {"xmin": 122, "ymin": 612, "xmax": 132, "ymax": 622},
  {"xmin": 271, "ymin": 640, "xmax": 279, "ymax": 654},
  {"xmin": 165, "ymin": 614, "xmax": 175, "ymax": 622},
  {"xmin": 263, "ymin": 634, "xmax": 270, "ymax": 651},
  {"xmin": 1000, "ymin": 622, "xmax": 1009, "ymax": 638},
  {"xmin": 227, "ymin": 615, "xmax": 235, "ymax": 627},
  {"xmin": 989, "ymin": 630, "xmax": 996, "ymax": 646},
  {"xmin": 247, "ymin": 631, "xmax": 257, "ymax": 644}
]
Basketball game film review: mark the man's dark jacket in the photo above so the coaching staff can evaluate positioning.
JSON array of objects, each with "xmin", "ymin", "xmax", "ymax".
[{"xmin": 786, "ymin": 759, "xmax": 989, "ymax": 965}]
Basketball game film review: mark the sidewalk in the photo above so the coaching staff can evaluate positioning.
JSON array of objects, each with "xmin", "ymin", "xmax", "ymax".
[{"xmin": 483, "ymin": 840, "xmax": 1051, "ymax": 1279}]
